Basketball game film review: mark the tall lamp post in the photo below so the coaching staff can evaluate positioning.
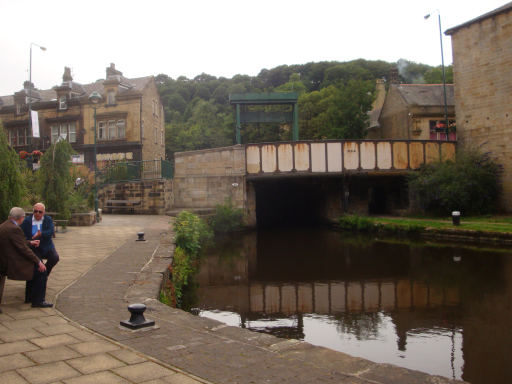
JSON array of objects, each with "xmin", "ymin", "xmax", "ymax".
[
  {"xmin": 88, "ymin": 91, "xmax": 102, "ymax": 223},
  {"xmin": 424, "ymin": 11, "xmax": 449, "ymax": 140},
  {"xmin": 28, "ymin": 43, "xmax": 46, "ymax": 151}
]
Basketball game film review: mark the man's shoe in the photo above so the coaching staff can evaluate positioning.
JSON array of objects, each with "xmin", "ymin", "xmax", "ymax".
[
  {"xmin": 0, "ymin": 307, "xmax": 2, "ymax": 313},
  {"xmin": 31, "ymin": 302, "xmax": 53, "ymax": 308}
]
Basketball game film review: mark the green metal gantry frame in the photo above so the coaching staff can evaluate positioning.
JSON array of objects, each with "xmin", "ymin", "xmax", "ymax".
[{"xmin": 229, "ymin": 93, "xmax": 299, "ymax": 144}]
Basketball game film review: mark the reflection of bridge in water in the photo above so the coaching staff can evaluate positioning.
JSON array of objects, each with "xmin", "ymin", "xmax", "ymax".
[{"xmin": 198, "ymin": 279, "xmax": 460, "ymax": 317}]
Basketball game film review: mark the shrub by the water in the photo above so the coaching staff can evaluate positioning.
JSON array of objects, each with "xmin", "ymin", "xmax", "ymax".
[
  {"xmin": 209, "ymin": 198, "xmax": 244, "ymax": 233},
  {"xmin": 164, "ymin": 211, "xmax": 212, "ymax": 307},
  {"xmin": 408, "ymin": 148, "xmax": 501, "ymax": 215},
  {"xmin": 174, "ymin": 210, "xmax": 212, "ymax": 258}
]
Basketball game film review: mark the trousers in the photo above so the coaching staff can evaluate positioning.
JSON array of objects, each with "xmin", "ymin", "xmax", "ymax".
[{"xmin": 25, "ymin": 264, "xmax": 48, "ymax": 305}]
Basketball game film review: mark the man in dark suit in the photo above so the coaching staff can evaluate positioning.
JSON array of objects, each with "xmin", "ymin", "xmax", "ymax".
[
  {"xmin": 21, "ymin": 203, "xmax": 60, "ymax": 276},
  {"xmin": 0, "ymin": 207, "xmax": 51, "ymax": 312}
]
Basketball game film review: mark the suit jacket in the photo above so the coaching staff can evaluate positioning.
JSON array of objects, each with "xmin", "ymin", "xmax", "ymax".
[
  {"xmin": 0, "ymin": 220, "xmax": 39, "ymax": 280},
  {"xmin": 21, "ymin": 214, "xmax": 55, "ymax": 255}
]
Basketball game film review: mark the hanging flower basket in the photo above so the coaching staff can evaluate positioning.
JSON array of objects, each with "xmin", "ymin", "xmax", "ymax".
[
  {"xmin": 19, "ymin": 151, "xmax": 29, "ymax": 159},
  {"xmin": 31, "ymin": 150, "xmax": 42, "ymax": 157}
]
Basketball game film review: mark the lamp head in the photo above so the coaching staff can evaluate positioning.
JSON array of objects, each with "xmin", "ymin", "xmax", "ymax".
[
  {"xmin": 40, "ymin": 46, "xmax": 47, "ymax": 51},
  {"xmin": 88, "ymin": 91, "xmax": 102, "ymax": 104},
  {"xmin": 424, "ymin": 14, "xmax": 431, "ymax": 19}
]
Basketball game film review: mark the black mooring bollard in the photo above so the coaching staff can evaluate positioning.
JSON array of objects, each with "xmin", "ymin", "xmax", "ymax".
[
  {"xmin": 120, "ymin": 303, "xmax": 155, "ymax": 329},
  {"xmin": 136, "ymin": 232, "xmax": 145, "ymax": 241}
]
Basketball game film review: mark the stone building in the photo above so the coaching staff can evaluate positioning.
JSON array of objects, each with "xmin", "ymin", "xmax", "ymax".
[
  {"xmin": 0, "ymin": 63, "xmax": 165, "ymax": 169},
  {"xmin": 367, "ymin": 77, "xmax": 455, "ymax": 141},
  {"xmin": 446, "ymin": 2, "xmax": 512, "ymax": 210}
]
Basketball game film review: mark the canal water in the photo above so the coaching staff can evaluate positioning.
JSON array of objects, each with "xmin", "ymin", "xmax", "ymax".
[{"xmin": 185, "ymin": 227, "xmax": 512, "ymax": 384}]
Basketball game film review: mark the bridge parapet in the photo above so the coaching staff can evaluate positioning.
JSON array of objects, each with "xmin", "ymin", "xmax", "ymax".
[{"xmin": 246, "ymin": 140, "xmax": 455, "ymax": 176}]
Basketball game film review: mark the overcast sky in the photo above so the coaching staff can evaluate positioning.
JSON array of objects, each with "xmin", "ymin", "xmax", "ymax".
[{"xmin": 0, "ymin": 0, "xmax": 507, "ymax": 96}]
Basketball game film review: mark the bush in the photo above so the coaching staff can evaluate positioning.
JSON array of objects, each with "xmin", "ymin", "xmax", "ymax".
[
  {"xmin": 69, "ymin": 165, "xmax": 94, "ymax": 213},
  {"xmin": 19, "ymin": 168, "xmax": 42, "ymax": 208},
  {"xmin": 174, "ymin": 210, "xmax": 212, "ymax": 258},
  {"xmin": 338, "ymin": 215, "xmax": 376, "ymax": 231},
  {"xmin": 38, "ymin": 141, "xmax": 74, "ymax": 220},
  {"xmin": 209, "ymin": 198, "xmax": 244, "ymax": 233},
  {"xmin": 408, "ymin": 148, "xmax": 501, "ymax": 215},
  {"xmin": 0, "ymin": 126, "xmax": 23, "ymax": 219},
  {"xmin": 170, "ymin": 246, "xmax": 194, "ymax": 306}
]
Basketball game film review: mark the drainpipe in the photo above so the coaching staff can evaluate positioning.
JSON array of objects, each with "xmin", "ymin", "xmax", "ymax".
[{"xmin": 407, "ymin": 111, "xmax": 411, "ymax": 140}]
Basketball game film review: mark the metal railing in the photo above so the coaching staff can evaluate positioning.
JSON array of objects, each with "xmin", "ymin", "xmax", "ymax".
[{"xmin": 97, "ymin": 159, "xmax": 173, "ymax": 185}]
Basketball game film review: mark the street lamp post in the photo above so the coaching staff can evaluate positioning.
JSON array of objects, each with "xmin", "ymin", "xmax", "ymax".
[
  {"xmin": 28, "ymin": 43, "xmax": 46, "ymax": 152},
  {"xmin": 88, "ymin": 91, "xmax": 102, "ymax": 223},
  {"xmin": 425, "ymin": 11, "xmax": 449, "ymax": 141}
]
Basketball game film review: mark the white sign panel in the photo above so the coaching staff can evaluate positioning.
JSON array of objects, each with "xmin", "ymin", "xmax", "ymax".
[
  {"xmin": 71, "ymin": 154, "xmax": 84, "ymax": 164},
  {"xmin": 31, "ymin": 110, "xmax": 40, "ymax": 138}
]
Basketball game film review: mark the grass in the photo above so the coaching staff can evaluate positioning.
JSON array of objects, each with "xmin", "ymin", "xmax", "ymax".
[{"xmin": 370, "ymin": 216, "xmax": 512, "ymax": 233}]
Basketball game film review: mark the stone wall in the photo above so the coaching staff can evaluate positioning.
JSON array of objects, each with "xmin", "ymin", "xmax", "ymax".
[
  {"xmin": 173, "ymin": 145, "xmax": 246, "ymax": 210},
  {"xmin": 98, "ymin": 179, "xmax": 173, "ymax": 215},
  {"xmin": 448, "ymin": 9, "xmax": 512, "ymax": 210}
]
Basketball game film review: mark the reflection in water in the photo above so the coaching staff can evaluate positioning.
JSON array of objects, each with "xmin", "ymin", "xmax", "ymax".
[{"xmin": 187, "ymin": 228, "xmax": 512, "ymax": 384}]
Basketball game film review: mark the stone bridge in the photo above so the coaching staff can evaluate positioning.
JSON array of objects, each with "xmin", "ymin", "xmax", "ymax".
[{"xmin": 173, "ymin": 140, "xmax": 455, "ymax": 226}]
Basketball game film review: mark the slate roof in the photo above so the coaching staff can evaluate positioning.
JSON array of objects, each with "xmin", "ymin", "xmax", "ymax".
[
  {"xmin": 0, "ymin": 76, "xmax": 153, "ymax": 107},
  {"xmin": 396, "ymin": 84, "xmax": 454, "ymax": 107},
  {"xmin": 445, "ymin": 1, "xmax": 512, "ymax": 35}
]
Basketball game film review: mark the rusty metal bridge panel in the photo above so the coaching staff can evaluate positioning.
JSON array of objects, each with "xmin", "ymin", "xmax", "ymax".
[{"xmin": 245, "ymin": 140, "xmax": 456, "ymax": 176}]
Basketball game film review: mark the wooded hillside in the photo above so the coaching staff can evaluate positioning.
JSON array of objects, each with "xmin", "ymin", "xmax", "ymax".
[{"xmin": 157, "ymin": 59, "xmax": 453, "ymax": 158}]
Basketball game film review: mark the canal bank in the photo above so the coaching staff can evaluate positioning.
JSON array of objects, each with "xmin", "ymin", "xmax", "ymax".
[
  {"xmin": 333, "ymin": 215, "xmax": 512, "ymax": 245},
  {"xmin": 54, "ymin": 215, "xmax": 465, "ymax": 384}
]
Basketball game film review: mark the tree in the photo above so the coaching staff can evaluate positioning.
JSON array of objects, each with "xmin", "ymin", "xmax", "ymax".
[
  {"xmin": 0, "ymin": 125, "xmax": 23, "ymax": 219},
  {"xmin": 424, "ymin": 65, "xmax": 453, "ymax": 84},
  {"xmin": 38, "ymin": 140, "xmax": 74, "ymax": 220},
  {"xmin": 299, "ymin": 80, "xmax": 374, "ymax": 140},
  {"xmin": 275, "ymin": 73, "xmax": 307, "ymax": 95}
]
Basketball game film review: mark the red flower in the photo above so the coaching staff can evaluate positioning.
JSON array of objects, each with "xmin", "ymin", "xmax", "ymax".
[
  {"xmin": 19, "ymin": 151, "xmax": 29, "ymax": 159},
  {"xmin": 31, "ymin": 150, "xmax": 42, "ymax": 157}
]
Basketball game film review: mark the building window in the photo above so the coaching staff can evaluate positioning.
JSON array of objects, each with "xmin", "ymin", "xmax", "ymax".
[
  {"xmin": 16, "ymin": 104, "xmax": 27, "ymax": 115},
  {"xmin": 160, "ymin": 129, "xmax": 164, "ymax": 145},
  {"xmin": 97, "ymin": 119, "xmax": 126, "ymax": 140},
  {"xmin": 429, "ymin": 120, "xmax": 456, "ymax": 141},
  {"xmin": 51, "ymin": 125, "xmax": 59, "ymax": 143},
  {"xmin": 59, "ymin": 96, "xmax": 67, "ymax": 110},
  {"xmin": 51, "ymin": 122, "xmax": 77, "ymax": 143},
  {"xmin": 8, "ymin": 130, "xmax": 15, "ymax": 146},
  {"xmin": 107, "ymin": 91, "xmax": 116, "ymax": 105},
  {"xmin": 116, "ymin": 120, "xmax": 125, "ymax": 138},
  {"xmin": 69, "ymin": 123, "xmax": 76, "ymax": 142},
  {"xmin": 108, "ymin": 120, "xmax": 116, "ymax": 139},
  {"xmin": 98, "ymin": 121, "xmax": 105, "ymax": 140},
  {"xmin": 154, "ymin": 124, "xmax": 157, "ymax": 144}
]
